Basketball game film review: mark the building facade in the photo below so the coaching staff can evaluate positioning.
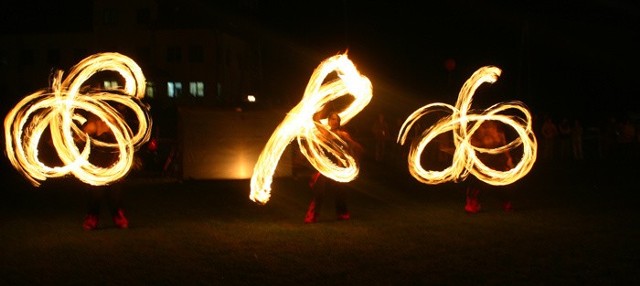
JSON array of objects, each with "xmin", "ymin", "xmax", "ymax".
[{"xmin": 0, "ymin": 0, "xmax": 262, "ymax": 110}]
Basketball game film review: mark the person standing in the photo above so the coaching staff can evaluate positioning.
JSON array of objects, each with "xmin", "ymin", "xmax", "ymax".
[
  {"xmin": 464, "ymin": 120, "xmax": 515, "ymax": 213},
  {"xmin": 304, "ymin": 111, "xmax": 363, "ymax": 223},
  {"xmin": 558, "ymin": 117, "xmax": 572, "ymax": 160},
  {"xmin": 80, "ymin": 113, "xmax": 133, "ymax": 230},
  {"xmin": 541, "ymin": 116, "xmax": 558, "ymax": 161},
  {"xmin": 371, "ymin": 113, "xmax": 390, "ymax": 162},
  {"xmin": 571, "ymin": 118, "xmax": 584, "ymax": 160}
]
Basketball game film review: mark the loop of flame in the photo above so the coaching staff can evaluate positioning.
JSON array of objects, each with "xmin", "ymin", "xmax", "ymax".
[
  {"xmin": 250, "ymin": 54, "xmax": 372, "ymax": 204},
  {"xmin": 4, "ymin": 52, "xmax": 152, "ymax": 187},
  {"xmin": 397, "ymin": 66, "xmax": 537, "ymax": 186}
]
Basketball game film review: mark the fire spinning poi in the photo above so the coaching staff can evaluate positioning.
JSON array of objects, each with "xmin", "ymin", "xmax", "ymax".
[
  {"xmin": 250, "ymin": 54, "xmax": 372, "ymax": 204},
  {"xmin": 397, "ymin": 66, "xmax": 537, "ymax": 186},
  {"xmin": 4, "ymin": 52, "xmax": 152, "ymax": 187}
]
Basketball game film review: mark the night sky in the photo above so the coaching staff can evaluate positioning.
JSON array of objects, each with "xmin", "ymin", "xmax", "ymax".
[{"xmin": 1, "ymin": 0, "xmax": 638, "ymax": 123}]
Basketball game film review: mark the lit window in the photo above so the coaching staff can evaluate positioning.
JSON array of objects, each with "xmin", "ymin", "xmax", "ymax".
[
  {"xmin": 167, "ymin": 81, "xmax": 183, "ymax": 98},
  {"xmin": 146, "ymin": 82, "xmax": 154, "ymax": 98},
  {"xmin": 103, "ymin": 80, "xmax": 119, "ymax": 89},
  {"xmin": 189, "ymin": 81, "xmax": 204, "ymax": 97}
]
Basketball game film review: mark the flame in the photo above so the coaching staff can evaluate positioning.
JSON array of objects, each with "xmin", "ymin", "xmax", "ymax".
[
  {"xmin": 250, "ymin": 54, "xmax": 372, "ymax": 204},
  {"xmin": 4, "ymin": 52, "xmax": 152, "ymax": 187},
  {"xmin": 397, "ymin": 66, "xmax": 537, "ymax": 186}
]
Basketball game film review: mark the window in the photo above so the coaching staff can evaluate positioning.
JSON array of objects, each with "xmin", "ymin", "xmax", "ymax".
[
  {"xmin": 167, "ymin": 81, "xmax": 183, "ymax": 98},
  {"xmin": 189, "ymin": 81, "xmax": 204, "ymax": 97},
  {"xmin": 103, "ymin": 80, "xmax": 119, "ymax": 89},
  {"xmin": 146, "ymin": 81, "xmax": 154, "ymax": 98}
]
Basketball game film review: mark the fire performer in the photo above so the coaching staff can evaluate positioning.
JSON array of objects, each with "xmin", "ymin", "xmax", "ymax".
[
  {"xmin": 464, "ymin": 119, "xmax": 515, "ymax": 213},
  {"xmin": 304, "ymin": 111, "xmax": 363, "ymax": 223},
  {"xmin": 79, "ymin": 112, "xmax": 134, "ymax": 230},
  {"xmin": 4, "ymin": 52, "xmax": 152, "ymax": 230},
  {"xmin": 396, "ymin": 66, "xmax": 536, "ymax": 214},
  {"xmin": 250, "ymin": 53, "xmax": 371, "ymax": 205}
]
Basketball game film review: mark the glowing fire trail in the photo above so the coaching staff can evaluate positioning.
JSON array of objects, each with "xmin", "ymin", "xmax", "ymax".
[
  {"xmin": 4, "ymin": 52, "xmax": 152, "ymax": 187},
  {"xmin": 250, "ymin": 54, "xmax": 372, "ymax": 204},
  {"xmin": 397, "ymin": 66, "xmax": 537, "ymax": 186}
]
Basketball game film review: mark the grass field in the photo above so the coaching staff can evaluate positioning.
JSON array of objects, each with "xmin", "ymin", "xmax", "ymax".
[{"xmin": 1, "ymin": 158, "xmax": 638, "ymax": 285}]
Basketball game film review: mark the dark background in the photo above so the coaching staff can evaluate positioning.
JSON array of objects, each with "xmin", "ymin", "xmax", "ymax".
[
  {"xmin": 251, "ymin": 1, "xmax": 639, "ymax": 124},
  {"xmin": 1, "ymin": 1, "xmax": 638, "ymax": 123}
]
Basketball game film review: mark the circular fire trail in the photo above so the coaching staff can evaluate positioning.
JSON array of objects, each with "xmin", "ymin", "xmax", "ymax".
[
  {"xmin": 397, "ymin": 66, "xmax": 537, "ymax": 186},
  {"xmin": 250, "ymin": 53, "xmax": 372, "ymax": 204},
  {"xmin": 4, "ymin": 52, "xmax": 152, "ymax": 187}
]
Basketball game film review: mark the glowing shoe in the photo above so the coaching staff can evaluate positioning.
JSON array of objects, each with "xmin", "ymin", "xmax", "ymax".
[
  {"xmin": 304, "ymin": 201, "xmax": 318, "ymax": 224},
  {"xmin": 83, "ymin": 214, "xmax": 99, "ymax": 231},
  {"xmin": 337, "ymin": 212, "xmax": 350, "ymax": 221},
  {"xmin": 465, "ymin": 197, "xmax": 481, "ymax": 214},
  {"xmin": 113, "ymin": 209, "xmax": 129, "ymax": 229},
  {"xmin": 304, "ymin": 215, "xmax": 317, "ymax": 224},
  {"xmin": 304, "ymin": 209, "xmax": 317, "ymax": 224},
  {"xmin": 503, "ymin": 201, "xmax": 514, "ymax": 212}
]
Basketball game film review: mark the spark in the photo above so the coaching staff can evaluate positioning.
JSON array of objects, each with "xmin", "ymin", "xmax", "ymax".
[
  {"xmin": 4, "ymin": 52, "xmax": 152, "ymax": 187},
  {"xmin": 397, "ymin": 66, "xmax": 537, "ymax": 186},
  {"xmin": 250, "ymin": 53, "xmax": 372, "ymax": 204}
]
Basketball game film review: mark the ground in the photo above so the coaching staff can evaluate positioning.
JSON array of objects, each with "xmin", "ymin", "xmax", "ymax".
[{"xmin": 1, "ymin": 157, "xmax": 638, "ymax": 285}]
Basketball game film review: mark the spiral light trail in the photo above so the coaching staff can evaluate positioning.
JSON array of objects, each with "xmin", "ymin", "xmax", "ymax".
[
  {"xmin": 250, "ymin": 54, "xmax": 372, "ymax": 204},
  {"xmin": 397, "ymin": 66, "xmax": 537, "ymax": 186},
  {"xmin": 4, "ymin": 52, "xmax": 152, "ymax": 187}
]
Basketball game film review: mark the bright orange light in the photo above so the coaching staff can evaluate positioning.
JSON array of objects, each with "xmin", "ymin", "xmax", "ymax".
[
  {"xmin": 397, "ymin": 66, "xmax": 537, "ymax": 186},
  {"xmin": 250, "ymin": 53, "xmax": 372, "ymax": 204},
  {"xmin": 4, "ymin": 52, "xmax": 152, "ymax": 187}
]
